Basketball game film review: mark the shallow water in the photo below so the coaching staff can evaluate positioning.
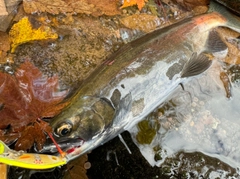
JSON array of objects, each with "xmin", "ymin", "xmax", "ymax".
[{"xmin": 129, "ymin": 60, "xmax": 240, "ymax": 175}]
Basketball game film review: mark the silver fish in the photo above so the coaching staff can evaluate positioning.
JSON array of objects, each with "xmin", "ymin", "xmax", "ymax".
[{"xmin": 49, "ymin": 1, "xmax": 240, "ymax": 161}]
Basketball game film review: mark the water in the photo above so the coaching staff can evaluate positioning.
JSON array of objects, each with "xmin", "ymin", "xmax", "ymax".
[{"xmin": 129, "ymin": 60, "xmax": 240, "ymax": 177}]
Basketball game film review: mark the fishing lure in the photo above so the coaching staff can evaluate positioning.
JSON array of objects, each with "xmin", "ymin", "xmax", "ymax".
[{"xmin": 0, "ymin": 140, "xmax": 67, "ymax": 169}]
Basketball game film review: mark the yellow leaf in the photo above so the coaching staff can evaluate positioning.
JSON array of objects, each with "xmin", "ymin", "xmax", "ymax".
[
  {"xmin": 121, "ymin": 0, "xmax": 148, "ymax": 10},
  {"xmin": 9, "ymin": 17, "xmax": 58, "ymax": 53}
]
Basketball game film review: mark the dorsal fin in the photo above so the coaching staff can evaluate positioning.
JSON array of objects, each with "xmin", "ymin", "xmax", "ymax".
[{"xmin": 181, "ymin": 52, "xmax": 212, "ymax": 78}]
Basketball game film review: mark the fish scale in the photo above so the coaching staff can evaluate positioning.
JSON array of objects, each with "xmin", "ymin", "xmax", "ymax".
[{"xmin": 48, "ymin": 1, "xmax": 240, "ymax": 162}]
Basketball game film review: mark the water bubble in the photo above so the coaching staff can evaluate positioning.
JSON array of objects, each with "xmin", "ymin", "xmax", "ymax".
[
  {"xmin": 191, "ymin": 102, "xmax": 197, "ymax": 107},
  {"xmin": 84, "ymin": 162, "xmax": 91, "ymax": 169},
  {"xmin": 119, "ymin": 28, "xmax": 143, "ymax": 43},
  {"xmin": 193, "ymin": 97, "xmax": 198, "ymax": 102},
  {"xmin": 4, "ymin": 65, "xmax": 14, "ymax": 74}
]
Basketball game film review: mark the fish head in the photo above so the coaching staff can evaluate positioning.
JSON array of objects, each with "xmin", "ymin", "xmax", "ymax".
[{"xmin": 49, "ymin": 96, "xmax": 115, "ymax": 152}]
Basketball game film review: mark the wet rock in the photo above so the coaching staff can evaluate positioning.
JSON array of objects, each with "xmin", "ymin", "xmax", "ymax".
[
  {"xmin": 87, "ymin": 131, "xmax": 239, "ymax": 179},
  {"xmin": 0, "ymin": 0, "xmax": 22, "ymax": 32},
  {"xmin": 0, "ymin": 0, "xmax": 8, "ymax": 16},
  {"xmin": 14, "ymin": 14, "xmax": 124, "ymax": 90}
]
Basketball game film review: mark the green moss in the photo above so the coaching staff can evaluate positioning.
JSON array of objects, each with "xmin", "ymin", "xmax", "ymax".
[
  {"xmin": 154, "ymin": 153, "xmax": 162, "ymax": 161},
  {"xmin": 147, "ymin": 0, "xmax": 160, "ymax": 16},
  {"xmin": 136, "ymin": 120, "xmax": 156, "ymax": 144}
]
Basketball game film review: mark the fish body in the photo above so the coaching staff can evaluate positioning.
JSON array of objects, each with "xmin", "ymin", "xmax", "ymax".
[
  {"xmin": 215, "ymin": 0, "xmax": 240, "ymax": 15},
  {"xmin": 50, "ymin": 1, "xmax": 240, "ymax": 160}
]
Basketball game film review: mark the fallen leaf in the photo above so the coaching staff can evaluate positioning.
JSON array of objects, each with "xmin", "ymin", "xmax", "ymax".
[
  {"xmin": 23, "ymin": 0, "xmax": 121, "ymax": 16},
  {"xmin": 9, "ymin": 16, "xmax": 58, "ymax": 52},
  {"xmin": 120, "ymin": 13, "xmax": 160, "ymax": 33},
  {"xmin": 63, "ymin": 154, "xmax": 89, "ymax": 179},
  {"xmin": 15, "ymin": 125, "xmax": 35, "ymax": 151},
  {"xmin": 15, "ymin": 120, "xmax": 52, "ymax": 151},
  {"xmin": 0, "ymin": 163, "xmax": 7, "ymax": 179},
  {"xmin": 0, "ymin": 61, "xmax": 68, "ymax": 150},
  {"xmin": 216, "ymin": 28, "xmax": 240, "ymax": 65},
  {"xmin": 0, "ymin": 32, "xmax": 10, "ymax": 63},
  {"xmin": 121, "ymin": 0, "xmax": 148, "ymax": 10}
]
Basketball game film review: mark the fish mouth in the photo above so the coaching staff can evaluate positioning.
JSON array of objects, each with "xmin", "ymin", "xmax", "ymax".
[{"xmin": 38, "ymin": 137, "xmax": 84, "ymax": 154}]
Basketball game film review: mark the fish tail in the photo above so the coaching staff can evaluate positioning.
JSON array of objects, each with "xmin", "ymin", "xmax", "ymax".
[{"xmin": 208, "ymin": 1, "xmax": 240, "ymax": 33}]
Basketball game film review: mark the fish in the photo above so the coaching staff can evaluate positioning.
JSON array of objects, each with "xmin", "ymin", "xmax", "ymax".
[
  {"xmin": 48, "ymin": 1, "xmax": 240, "ymax": 161},
  {"xmin": 215, "ymin": 0, "xmax": 240, "ymax": 15}
]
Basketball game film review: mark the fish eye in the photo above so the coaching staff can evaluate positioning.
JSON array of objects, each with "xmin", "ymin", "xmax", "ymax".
[{"xmin": 56, "ymin": 122, "xmax": 72, "ymax": 137}]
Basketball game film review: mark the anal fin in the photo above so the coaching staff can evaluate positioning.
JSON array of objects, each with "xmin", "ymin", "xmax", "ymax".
[{"xmin": 181, "ymin": 52, "xmax": 212, "ymax": 78}]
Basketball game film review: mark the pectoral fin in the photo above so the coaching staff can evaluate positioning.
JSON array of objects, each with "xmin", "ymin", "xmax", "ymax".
[
  {"xmin": 181, "ymin": 52, "xmax": 212, "ymax": 78},
  {"xmin": 206, "ymin": 30, "xmax": 228, "ymax": 53}
]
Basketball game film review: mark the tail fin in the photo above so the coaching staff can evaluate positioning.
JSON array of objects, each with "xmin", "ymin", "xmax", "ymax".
[{"xmin": 208, "ymin": 1, "xmax": 240, "ymax": 33}]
